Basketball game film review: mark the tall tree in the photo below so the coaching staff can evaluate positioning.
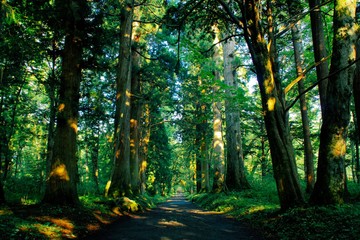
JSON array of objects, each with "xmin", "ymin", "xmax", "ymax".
[
  {"xmin": 308, "ymin": 0, "xmax": 330, "ymax": 115},
  {"xmin": 105, "ymin": 0, "xmax": 134, "ymax": 197},
  {"xmin": 211, "ymin": 25, "xmax": 225, "ymax": 193},
  {"xmin": 43, "ymin": 0, "xmax": 90, "ymax": 205},
  {"xmin": 223, "ymin": 33, "xmax": 250, "ymax": 191},
  {"xmin": 311, "ymin": 0, "xmax": 358, "ymax": 205},
  {"xmin": 217, "ymin": 0, "xmax": 304, "ymax": 209}
]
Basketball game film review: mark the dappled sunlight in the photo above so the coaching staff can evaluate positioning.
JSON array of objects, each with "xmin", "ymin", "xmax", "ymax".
[
  {"xmin": 0, "ymin": 208, "xmax": 13, "ymax": 215},
  {"xmin": 188, "ymin": 209, "xmax": 223, "ymax": 215},
  {"xmin": 58, "ymin": 103, "xmax": 65, "ymax": 112},
  {"xmin": 331, "ymin": 135, "xmax": 346, "ymax": 157},
  {"xmin": 50, "ymin": 164, "xmax": 70, "ymax": 181},
  {"xmin": 158, "ymin": 220, "xmax": 186, "ymax": 227},
  {"xmin": 267, "ymin": 97, "xmax": 276, "ymax": 111},
  {"xmin": 35, "ymin": 216, "xmax": 74, "ymax": 230},
  {"xmin": 67, "ymin": 118, "xmax": 78, "ymax": 133},
  {"xmin": 18, "ymin": 216, "xmax": 77, "ymax": 239}
]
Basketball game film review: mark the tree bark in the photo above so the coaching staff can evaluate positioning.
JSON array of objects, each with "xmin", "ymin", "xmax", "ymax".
[
  {"xmin": 130, "ymin": 20, "xmax": 141, "ymax": 195},
  {"xmin": 311, "ymin": 0, "xmax": 357, "ymax": 205},
  {"xmin": 211, "ymin": 25, "xmax": 225, "ymax": 192},
  {"xmin": 237, "ymin": 0, "xmax": 304, "ymax": 209},
  {"xmin": 105, "ymin": 0, "xmax": 134, "ymax": 197},
  {"xmin": 287, "ymin": 0, "xmax": 315, "ymax": 193},
  {"xmin": 43, "ymin": 0, "xmax": 88, "ymax": 205},
  {"xmin": 223, "ymin": 34, "xmax": 250, "ymax": 191},
  {"xmin": 308, "ymin": 0, "xmax": 330, "ymax": 116}
]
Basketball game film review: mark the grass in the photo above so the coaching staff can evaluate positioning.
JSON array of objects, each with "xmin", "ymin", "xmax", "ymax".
[
  {"xmin": 189, "ymin": 179, "xmax": 360, "ymax": 240},
  {"xmin": 0, "ymin": 193, "xmax": 167, "ymax": 239}
]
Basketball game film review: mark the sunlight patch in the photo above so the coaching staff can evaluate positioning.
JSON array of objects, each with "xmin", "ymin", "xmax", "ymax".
[
  {"xmin": 158, "ymin": 220, "xmax": 186, "ymax": 227},
  {"xmin": 50, "ymin": 164, "xmax": 70, "ymax": 181}
]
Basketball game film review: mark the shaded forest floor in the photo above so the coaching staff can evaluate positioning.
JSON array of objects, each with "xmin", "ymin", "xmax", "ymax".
[
  {"xmin": 0, "ymin": 194, "xmax": 166, "ymax": 239},
  {"xmin": 190, "ymin": 180, "xmax": 360, "ymax": 240},
  {"xmin": 1, "ymin": 180, "xmax": 360, "ymax": 239}
]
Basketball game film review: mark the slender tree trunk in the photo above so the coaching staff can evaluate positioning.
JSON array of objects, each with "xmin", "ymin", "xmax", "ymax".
[
  {"xmin": 91, "ymin": 127, "xmax": 100, "ymax": 194},
  {"xmin": 106, "ymin": 0, "xmax": 134, "ymax": 197},
  {"xmin": 287, "ymin": 0, "xmax": 315, "ymax": 193},
  {"xmin": 353, "ymin": 26, "xmax": 360, "ymax": 184},
  {"xmin": 311, "ymin": 0, "xmax": 357, "ymax": 205},
  {"xmin": 223, "ymin": 34, "xmax": 250, "ymax": 190},
  {"xmin": 139, "ymin": 104, "xmax": 150, "ymax": 194},
  {"xmin": 211, "ymin": 25, "xmax": 225, "ymax": 192},
  {"xmin": 309, "ymin": 0, "xmax": 329, "ymax": 116},
  {"xmin": 43, "ymin": 0, "xmax": 88, "ymax": 205}
]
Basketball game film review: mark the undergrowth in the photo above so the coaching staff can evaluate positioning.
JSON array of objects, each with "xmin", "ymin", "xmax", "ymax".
[
  {"xmin": 0, "ymin": 193, "xmax": 167, "ymax": 239},
  {"xmin": 189, "ymin": 179, "xmax": 360, "ymax": 240}
]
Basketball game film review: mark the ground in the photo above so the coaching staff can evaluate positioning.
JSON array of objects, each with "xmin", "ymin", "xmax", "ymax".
[{"xmin": 85, "ymin": 194, "xmax": 263, "ymax": 240}]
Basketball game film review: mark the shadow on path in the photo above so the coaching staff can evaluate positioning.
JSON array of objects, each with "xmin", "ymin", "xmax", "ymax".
[{"xmin": 84, "ymin": 194, "xmax": 264, "ymax": 240}]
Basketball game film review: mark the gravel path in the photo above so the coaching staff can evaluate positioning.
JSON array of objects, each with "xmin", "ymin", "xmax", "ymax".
[{"xmin": 85, "ymin": 195, "xmax": 264, "ymax": 240}]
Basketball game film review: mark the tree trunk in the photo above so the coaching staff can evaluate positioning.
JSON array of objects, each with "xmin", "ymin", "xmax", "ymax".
[
  {"xmin": 43, "ymin": 0, "xmax": 88, "ymax": 205},
  {"xmin": 211, "ymin": 25, "xmax": 225, "ymax": 192},
  {"xmin": 308, "ymin": 0, "xmax": 329, "ymax": 116},
  {"xmin": 130, "ymin": 21, "xmax": 141, "ymax": 195},
  {"xmin": 140, "ymin": 104, "xmax": 150, "ymax": 194},
  {"xmin": 223, "ymin": 34, "xmax": 250, "ymax": 191},
  {"xmin": 287, "ymin": 0, "xmax": 315, "ymax": 193},
  {"xmin": 105, "ymin": 1, "xmax": 133, "ymax": 197},
  {"xmin": 241, "ymin": 0, "xmax": 304, "ymax": 209},
  {"xmin": 90, "ymin": 128, "xmax": 100, "ymax": 194},
  {"xmin": 311, "ymin": 0, "xmax": 357, "ymax": 205}
]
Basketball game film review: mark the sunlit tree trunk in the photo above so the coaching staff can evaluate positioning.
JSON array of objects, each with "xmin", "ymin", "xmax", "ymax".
[
  {"xmin": 287, "ymin": 0, "xmax": 315, "ymax": 193},
  {"xmin": 43, "ymin": 0, "xmax": 89, "ymax": 205},
  {"xmin": 211, "ymin": 25, "xmax": 225, "ymax": 193},
  {"xmin": 217, "ymin": 0, "xmax": 305, "ymax": 209},
  {"xmin": 130, "ymin": 19, "xmax": 141, "ymax": 195},
  {"xmin": 223, "ymin": 34, "xmax": 250, "ymax": 191},
  {"xmin": 308, "ymin": 0, "xmax": 329, "ymax": 115},
  {"xmin": 311, "ymin": 0, "xmax": 357, "ymax": 205},
  {"xmin": 106, "ymin": 0, "xmax": 134, "ymax": 197}
]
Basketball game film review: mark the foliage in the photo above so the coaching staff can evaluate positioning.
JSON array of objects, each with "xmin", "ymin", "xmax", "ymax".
[{"xmin": 190, "ymin": 180, "xmax": 360, "ymax": 240}]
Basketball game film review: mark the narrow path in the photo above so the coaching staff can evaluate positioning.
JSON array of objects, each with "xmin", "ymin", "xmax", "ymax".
[{"xmin": 85, "ymin": 195, "xmax": 264, "ymax": 240}]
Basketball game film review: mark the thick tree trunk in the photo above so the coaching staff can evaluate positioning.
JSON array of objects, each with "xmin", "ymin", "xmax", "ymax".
[
  {"xmin": 223, "ymin": 35, "xmax": 250, "ymax": 191},
  {"xmin": 308, "ymin": 0, "xmax": 329, "ymax": 116},
  {"xmin": 43, "ymin": 0, "xmax": 86, "ymax": 204},
  {"xmin": 106, "ymin": 1, "xmax": 133, "ymax": 197},
  {"xmin": 311, "ymin": 0, "xmax": 357, "ymax": 205},
  {"xmin": 287, "ymin": 0, "xmax": 315, "ymax": 193}
]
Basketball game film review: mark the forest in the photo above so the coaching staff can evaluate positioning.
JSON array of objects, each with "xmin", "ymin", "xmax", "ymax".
[{"xmin": 1, "ymin": 0, "xmax": 360, "ymax": 239}]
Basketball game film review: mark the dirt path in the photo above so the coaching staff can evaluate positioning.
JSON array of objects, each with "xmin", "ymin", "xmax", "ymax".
[{"xmin": 84, "ymin": 195, "xmax": 264, "ymax": 240}]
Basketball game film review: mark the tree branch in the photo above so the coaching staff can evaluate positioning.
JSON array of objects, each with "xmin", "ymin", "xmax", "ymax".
[{"xmin": 285, "ymin": 56, "xmax": 360, "ymax": 112}]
